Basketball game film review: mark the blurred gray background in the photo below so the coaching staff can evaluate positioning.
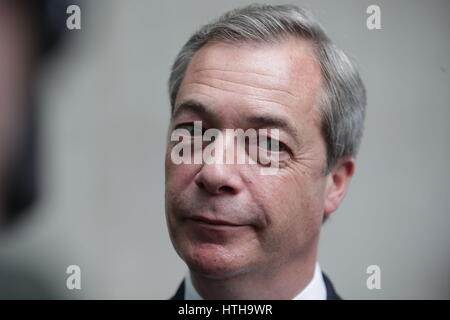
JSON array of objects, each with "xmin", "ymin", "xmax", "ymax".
[{"xmin": 0, "ymin": 0, "xmax": 449, "ymax": 299}]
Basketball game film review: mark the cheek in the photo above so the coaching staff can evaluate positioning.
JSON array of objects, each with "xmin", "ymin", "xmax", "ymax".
[
  {"xmin": 165, "ymin": 146, "xmax": 192, "ymax": 184},
  {"xmin": 164, "ymin": 150, "xmax": 200, "ymax": 210},
  {"xmin": 251, "ymin": 173, "xmax": 325, "ymax": 249}
]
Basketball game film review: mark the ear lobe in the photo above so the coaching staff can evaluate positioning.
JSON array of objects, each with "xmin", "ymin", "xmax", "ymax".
[{"xmin": 324, "ymin": 157, "xmax": 355, "ymax": 216}]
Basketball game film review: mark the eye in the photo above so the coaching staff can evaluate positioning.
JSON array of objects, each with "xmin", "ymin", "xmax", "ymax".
[
  {"xmin": 259, "ymin": 136, "xmax": 289, "ymax": 153},
  {"xmin": 175, "ymin": 122, "xmax": 204, "ymax": 136}
]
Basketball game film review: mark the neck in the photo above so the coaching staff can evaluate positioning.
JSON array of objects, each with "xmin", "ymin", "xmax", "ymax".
[{"xmin": 190, "ymin": 241, "xmax": 319, "ymax": 300}]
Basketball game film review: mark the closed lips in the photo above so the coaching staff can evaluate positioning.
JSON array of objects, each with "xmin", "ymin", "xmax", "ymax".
[{"xmin": 189, "ymin": 216, "xmax": 242, "ymax": 226}]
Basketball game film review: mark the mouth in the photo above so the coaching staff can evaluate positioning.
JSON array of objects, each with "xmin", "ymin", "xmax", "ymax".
[
  {"xmin": 183, "ymin": 215, "xmax": 252, "ymax": 242},
  {"xmin": 187, "ymin": 216, "xmax": 243, "ymax": 227}
]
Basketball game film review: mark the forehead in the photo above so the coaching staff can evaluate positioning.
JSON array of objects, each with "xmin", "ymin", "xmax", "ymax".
[{"xmin": 177, "ymin": 37, "xmax": 323, "ymax": 127}]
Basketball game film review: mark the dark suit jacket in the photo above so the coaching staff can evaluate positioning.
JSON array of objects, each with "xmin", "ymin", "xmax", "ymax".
[{"xmin": 170, "ymin": 272, "xmax": 341, "ymax": 300}]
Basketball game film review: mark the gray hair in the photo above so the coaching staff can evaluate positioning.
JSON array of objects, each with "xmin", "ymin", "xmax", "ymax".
[{"xmin": 168, "ymin": 4, "xmax": 366, "ymax": 174}]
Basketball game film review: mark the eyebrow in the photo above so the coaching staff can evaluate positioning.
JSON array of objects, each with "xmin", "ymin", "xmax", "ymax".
[
  {"xmin": 172, "ymin": 99, "xmax": 214, "ymax": 120},
  {"xmin": 172, "ymin": 99, "xmax": 301, "ymax": 146},
  {"xmin": 246, "ymin": 115, "xmax": 301, "ymax": 145}
]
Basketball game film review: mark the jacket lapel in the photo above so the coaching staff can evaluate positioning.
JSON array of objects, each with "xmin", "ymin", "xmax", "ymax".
[
  {"xmin": 170, "ymin": 272, "xmax": 342, "ymax": 300},
  {"xmin": 322, "ymin": 272, "xmax": 342, "ymax": 300},
  {"xmin": 170, "ymin": 279, "xmax": 185, "ymax": 300}
]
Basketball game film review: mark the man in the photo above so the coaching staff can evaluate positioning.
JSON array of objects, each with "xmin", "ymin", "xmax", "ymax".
[{"xmin": 165, "ymin": 4, "xmax": 366, "ymax": 300}]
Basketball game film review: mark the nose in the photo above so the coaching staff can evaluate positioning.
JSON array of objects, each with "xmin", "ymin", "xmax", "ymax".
[
  {"xmin": 194, "ymin": 132, "xmax": 244, "ymax": 195},
  {"xmin": 194, "ymin": 163, "xmax": 243, "ymax": 195}
]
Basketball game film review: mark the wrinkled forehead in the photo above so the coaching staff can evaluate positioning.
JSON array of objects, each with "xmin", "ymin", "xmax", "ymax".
[
  {"xmin": 188, "ymin": 37, "xmax": 321, "ymax": 95},
  {"xmin": 178, "ymin": 37, "xmax": 323, "ymax": 125}
]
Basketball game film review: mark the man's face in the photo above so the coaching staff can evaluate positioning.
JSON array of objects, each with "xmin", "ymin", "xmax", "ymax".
[{"xmin": 165, "ymin": 38, "xmax": 329, "ymax": 278}]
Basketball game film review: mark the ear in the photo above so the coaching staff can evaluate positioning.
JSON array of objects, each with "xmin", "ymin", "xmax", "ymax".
[{"xmin": 324, "ymin": 157, "xmax": 356, "ymax": 216}]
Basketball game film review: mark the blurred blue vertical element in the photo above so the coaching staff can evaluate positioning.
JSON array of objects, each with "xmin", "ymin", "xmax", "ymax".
[
  {"xmin": 2, "ymin": 0, "xmax": 72, "ymax": 227},
  {"xmin": 0, "ymin": 0, "xmax": 77, "ymax": 299}
]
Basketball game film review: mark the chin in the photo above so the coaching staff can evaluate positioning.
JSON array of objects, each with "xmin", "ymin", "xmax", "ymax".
[{"xmin": 179, "ymin": 242, "xmax": 252, "ymax": 280}]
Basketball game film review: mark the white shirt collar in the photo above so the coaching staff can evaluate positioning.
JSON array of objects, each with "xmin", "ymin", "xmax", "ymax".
[{"xmin": 184, "ymin": 262, "xmax": 327, "ymax": 300}]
